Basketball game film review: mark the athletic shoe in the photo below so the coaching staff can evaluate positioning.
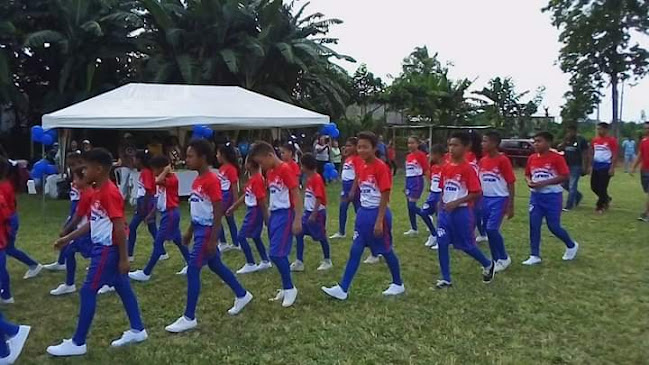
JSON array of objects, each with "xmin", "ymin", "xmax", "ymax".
[
  {"xmin": 110, "ymin": 329, "xmax": 148, "ymax": 347},
  {"xmin": 128, "ymin": 270, "xmax": 151, "ymax": 282},
  {"xmin": 329, "ymin": 232, "xmax": 346, "ymax": 239},
  {"xmin": 46, "ymin": 339, "xmax": 87, "ymax": 357},
  {"xmin": 98, "ymin": 285, "xmax": 115, "ymax": 294},
  {"xmin": 236, "ymin": 263, "xmax": 258, "ymax": 275},
  {"xmin": 270, "ymin": 289, "xmax": 284, "ymax": 302},
  {"xmin": 495, "ymin": 257, "xmax": 511, "ymax": 273},
  {"xmin": 429, "ymin": 242, "xmax": 439, "ymax": 250},
  {"xmin": 165, "ymin": 316, "xmax": 197, "ymax": 333},
  {"xmin": 317, "ymin": 259, "xmax": 333, "ymax": 271},
  {"xmin": 290, "ymin": 260, "xmax": 305, "ymax": 272},
  {"xmin": 50, "ymin": 284, "xmax": 76, "ymax": 296},
  {"xmin": 0, "ymin": 297, "xmax": 14, "ymax": 304},
  {"xmin": 403, "ymin": 229, "xmax": 418, "ymax": 236},
  {"xmin": 176, "ymin": 266, "xmax": 188, "ymax": 275},
  {"xmin": 256, "ymin": 261, "xmax": 272, "ymax": 271},
  {"xmin": 282, "ymin": 287, "xmax": 298, "ymax": 307},
  {"xmin": 475, "ymin": 235, "xmax": 488, "ymax": 243},
  {"xmin": 43, "ymin": 262, "xmax": 66, "ymax": 271},
  {"xmin": 7, "ymin": 325, "xmax": 30, "ymax": 363},
  {"xmin": 482, "ymin": 261, "xmax": 496, "ymax": 283},
  {"xmin": 231, "ymin": 245, "xmax": 242, "ymax": 251},
  {"xmin": 522, "ymin": 256, "xmax": 542, "ymax": 266},
  {"xmin": 23, "ymin": 264, "xmax": 42, "ymax": 279},
  {"xmin": 637, "ymin": 214, "xmax": 649, "ymax": 222},
  {"xmin": 159, "ymin": 253, "xmax": 170, "ymax": 261},
  {"xmin": 435, "ymin": 280, "xmax": 452, "ymax": 289},
  {"xmin": 321, "ymin": 285, "xmax": 348, "ymax": 300},
  {"xmin": 128, "ymin": 256, "xmax": 134, "ymax": 263},
  {"xmin": 562, "ymin": 208, "xmax": 571, "ymax": 212},
  {"xmin": 363, "ymin": 255, "xmax": 380, "ymax": 264},
  {"xmin": 562, "ymin": 242, "xmax": 579, "ymax": 261},
  {"xmin": 228, "ymin": 291, "xmax": 253, "ymax": 315},
  {"xmin": 218, "ymin": 243, "xmax": 234, "ymax": 252},
  {"xmin": 424, "ymin": 235, "xmax": 437, "ymax": 247},
  {"xmin": 382, "ymin": 283, "xmax": 405, "ymax": 296}
]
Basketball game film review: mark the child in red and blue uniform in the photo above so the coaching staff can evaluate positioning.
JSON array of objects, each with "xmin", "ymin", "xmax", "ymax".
[
  {"xmin": 291, "ymin": 153, "xmax": 332, "ymax": 272},
  {"xmin": 322, "ymin": 131, "xmax": 404, "ymax": 300},
  {"xmin": 522, "ymin": 132, "xmax": 579, "ymax": 266},
  {"xmin": 47, "ymin": 148, "xmax": 147, "ymax": 357},
  {"xmin": 435, "ymin": 132, "xmax": 495, "ymax": 289},
  {"xmin": 250, "ymin": 141, "xmax": 302, "ymax": 308},
  {"xmin": 589, "ymin": 123, "xmax": 618, "ymax": 213},
  {"xmin": 479, "ymin": 132, "xmax": 516, "ymax": 272},
  {"xmin": 280, "ymin": 143, "xmax": 302, "ymax": 181},
  {"xmin": 420, "ymin": 144, "xmax": 446, "ymax": 249},
  {"xmin": 127, "ymin": 150, "xmax": 158, "ymax": 260},
  {"xmin": 226, "ymin": 157, "xmax": 271, "ymax": 274},
  {"xmin": 165, "ymin": 140, "xmax": 252, "ymax": 334},
  {"xmin": 129, "ymin": 156, "xmax": 190, "ymax": 281},
  {"xmin": 330, "ymin": 137, "xmax": 362, "ymax": 240},
  {"xmin": 403, "ymin": 136, "xmax": 435, "ymax": 239},
  {"xmin": 0, "ymin": 177, "xmax": 14, "ymax": 304},
  {"xmin": 0, "ymin": 311, "xmax": 30, "ymax": 364},
  {"xmin": 216, "ymin": 144, "xmax": 241, "ymax": 252}
]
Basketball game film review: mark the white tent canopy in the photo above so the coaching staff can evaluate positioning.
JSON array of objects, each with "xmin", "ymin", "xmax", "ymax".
[{"xmin": 42, "ymin": 83, "xmax": 329, "ymax": 130}]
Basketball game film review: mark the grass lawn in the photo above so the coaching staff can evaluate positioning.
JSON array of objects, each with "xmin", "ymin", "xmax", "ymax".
[{"xmin": 4, "ymin": 170, "xmax": 648, "ymax": 364}]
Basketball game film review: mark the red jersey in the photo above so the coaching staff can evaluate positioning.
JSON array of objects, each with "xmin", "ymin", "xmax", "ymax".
[
  {"xmin": 440, "ymin": 161, "xmax": 481, "ymax": 206},
  {"xmin": 341, "ymin": 155, "xmax": 363, "ymax": 182},
  {"xmin": 267, "ymin": 162, "xmax": 298, "ymax": 211},
  {"xmin": 479, "ymin": 153, "xmax": 516, "ymax": 197},
  {"xmin": 0, "ymin": 180, "xmax": 16, "ymax": 215},
  {"xmin": 525, "ymin": 151, "xmax": 569, "ymax": 194},
  {"xmin": 190, "ymin": 171, "xmax": 222, "ymax": 226},
  {"xmin": 90, "ymin": 181, "xmax": 124, "ymax": 246},
  {"xmin": 405, "ymin": 150, "xmax": 429, "ymax": 177},
  {"xmin": 358, "ymin": 158, "xmax": 392, "ymax": 209},
  {"xmin": 304, "ymin": 173, "xmax": 326, "ymax": 211},
  {"xmin": 0, "ymin": 194, "xmax": 10, "ymax": 249},
  {"xmin": 75, "ymin": 187, "xmax": 95, "ymax": 228},
  {"xmin": 287, "ymin": 160, "xmax": 301, "ymax": 178},
  {"xmin": 244, "ymin": 173, "xmax": 266, "ymax": 208},
  {"xmin": 387, "ymin": 147, "xmax": 396, "ymax": 161},
  {"xmin": 591, "ymin": 136, "xmax": 618, "ymax": 169},
  {"xmin": 136, "ymin": 168, "xmax": 155, "ymax": 197},
  {"xmin": 429, "ymin": 163, "xmax": 443, "ymax": 193},
  {"xmin": 640, "ymin": 137, "xmax": 649, "ymax": 171},
  {"xmin": 218, "ymin": 163, "xmax": 239, "ymax": 192},
  {"xmin": 444, "ymin": 152, "xmax": 479, "ymax": 173},
  {"xmin": 156, "ymin": 173, "xmax": 179, "ymax": 212}
]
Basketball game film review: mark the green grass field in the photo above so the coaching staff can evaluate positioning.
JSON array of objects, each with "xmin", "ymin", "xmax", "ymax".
[{"xmin": 3, "ymin": 170, "xmax": 648, "ymax": 364}]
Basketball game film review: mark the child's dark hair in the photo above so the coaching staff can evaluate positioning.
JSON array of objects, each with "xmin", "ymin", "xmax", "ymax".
[
  {"xmin": 597, "ymin": 122, "xmax": 610, "ymax": 129},
  {"xmin": 450, "ymin": 132, "xmax": 471, "ymax": 147},
  {"xmin": 245, "ymin": 156, "xmax": 260, "ymax": 170},
  {"xmin": 301, "ymin": 153, "xmax": 317, "ymax": 170},
  {"xmin": 469, "ymin": 131, "xmax": 483, "ymax": 159},
  {"xmin": 218, "ymin": 144, "xmax": 240, "ymax": 173},
  {"xmin": 357, "ymin": 131, "xmax": 378, "ymax": 148},
  {"xmin": 346, "ymin": 137, "xmax": 358, "ymax": 145},
  {"xmin": 150, "ymin": 155, "xmax": 170, "ymax": 169},
  {"xmin": 281, "ymin": 143, "xmax": 296, "ymax": 156},
  {"xmin": 83, "ymin": 148, "xmax": 113, "ymax": 169},
  {"xmin": 71, "ymin": 166, "xmax": 85, "ymax": 180},
  {"xmin": 67, "ymin": 151, "xmax": 82, "ymax": 162},
  {"xmin": 408, "ymin": 135, "xmax": 421, "ymax": 143},
  {"xmin": 188, "ymin": 139, "xmax": 214, "ymax": 163},
  {"xmin": 135, "ymin": 149, "xmax": 151, "ymax": 168},
  {"xmin": 534, "ymin": 131, "xmax": 554, "ymax": 143},
  {"xmin": 484, "ymin": 131, "xmax": 502, "ymax": 146},
  {"xmin": 430, "ymin": 144, "xmax": 446, "ymax": 156},
  {"xmin": 249, "ymin": 141, "xmax": 275, "ymax": 157}
]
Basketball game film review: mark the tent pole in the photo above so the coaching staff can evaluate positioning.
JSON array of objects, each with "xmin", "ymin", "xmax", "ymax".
[{"xmin": 429, "ymin": 126, "xmax": 432, "ymax": 151}]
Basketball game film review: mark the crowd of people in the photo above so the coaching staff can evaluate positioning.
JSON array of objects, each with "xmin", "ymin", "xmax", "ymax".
[{"xmin": 0, "ymin": 121, "xmax": 646, "ymax": 362}]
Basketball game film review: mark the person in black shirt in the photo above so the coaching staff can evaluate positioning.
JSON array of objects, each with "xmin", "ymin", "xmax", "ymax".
[{"xmin": 558, "ymin": 125, "xmax": 588, "ymax": 211}]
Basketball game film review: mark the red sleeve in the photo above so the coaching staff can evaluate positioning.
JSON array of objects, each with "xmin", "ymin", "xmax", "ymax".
[
  {"xmin": 554, "ymin": 154, "xmax": 570, "ymax": 176},
  {"xmin": 500, "ymin": 156, "xmax": 516, "ymax": 184},
  {"xmin": 418, "ymin": 153, "xmax": 429, "ymax": 174},
  {"xmin": 76, "ymin": 190, "xmax": 93, "ymax": 217},
  {"xmin": 314, "ymin": 176, "xmax": 326, "ymax": 201},
  {"xmin": 103, "ymin": 188, "xmax": 124, "ymax": 220},
  {"xmin": 226, "ymin": 165, "xmax": 239, "ymax": 184},
  {"xmin": 611, "ymin": 137, "xmax": 619, "ymax": 156},
  {"xmin": 466, "ymin": 166, "xmax": 481, "ymax": 193},
  {"xmin": 0, "ymin": 195, "xmax": 8, "ymax": 223},
  {"xmin": 375, "ymin": 162, "xmax": 392, "ymax": 192},
  {"xmin": 167, "ymin": 175, "xmax": 179, "ymax": 194},
  {"xmin": 252, "ymin": 177, "xmax": 266, "ymax": 200},
  {"xmin": 525, "ymin": 155, "xmax": 533, "ymax": 178},
  {"xmin": 142, "ymin": 170, "xmax": 155, "ymax": 194},
  {"xmin": 206, "ymin": 176, "xmax": 222, "ymax": 202},
  {"xmin": 280, "ymin": 165, "xmax": 298, "ymax": 190}
]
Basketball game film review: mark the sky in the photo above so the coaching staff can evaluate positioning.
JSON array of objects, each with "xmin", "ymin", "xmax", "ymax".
[{"xmin": 306, "ymin": 0, "xmax": 649, "ymax": 122}]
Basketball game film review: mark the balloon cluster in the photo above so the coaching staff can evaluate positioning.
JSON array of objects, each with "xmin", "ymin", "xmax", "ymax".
[
  {"xmin": 320, "ymin": 122, "xmax": 340, "ymax": 139},
  {"xmin": 192, "ymin": 125, "xmax": 214, "ymax": 140},
  {"xmin": 31, "ymin": 158, "xmax": 58, "ymax": 180},
  {"xmin": 31, "ymin": 126, "xmax": 58, "ymax": 146},
  {"xmin": 323, "ymin": 162, "xmax": 339, "ymax": 182}
]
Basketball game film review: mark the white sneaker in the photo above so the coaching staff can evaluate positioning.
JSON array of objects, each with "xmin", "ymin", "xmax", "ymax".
[
  {"xmin": 231, "ymin": 245, "xmax": 242, "ymax": 251},
  {"xmin": 218, "ymin": 243, "xmax": 234, "ymax": 252},
  {"xmin": 97, "ymin": 285, "xmax": 115, "ymax": 294},
  {"xmin": 424, "ymin": 235, "xmax": 437, "ymax": 247},
  {"xmin": 321, "ymin": 285, "xmax": 348, "ymax": 300},
  {"xmin": 495, "ymin": 257, "xmax": 512, "ymax": 273},
  {"xmin": 0, "ymin": 297, "xmax": 14, "ymax": 304},
  {"xmin": 382, "ymin": 283, "xmax": 405, "ymax": 296},
  {"xmin": 256, "ymin": 261, "xmax": 272, "ymax": 271},
  {"xmin": 363, "ymin": 255, "xmax": 380, "ymax": 264},
  {"xmin": 522, "ymin": 256, "xmax": 542, "ymax": 266},
  {"xmin": 429, "ymin": 242, "xmax": 439, "ymax": 250},
  {"xmin": 110, "ymin": 329, "xmax": 148, "ymax": 347},
  {"xmin": 128, "ymin": 270, "xmax": 151, "ymax": 282},
  {"xmin": 403, "ymin": 229, "xmax": 418, "ymax": 236},
  {"xmin": 236, "ymin": 263, "xmax": 259, "ymax": 275},
  {"xmin": 282, "ymin": 287, "xmax": 298, "ymax": 307},
  {"xmin": 475, "ymin": 235, "xmax": 488, "ymax": 243},
  {"xmin": 228, "ymin": 291, "xmax": 253, "ymax": 315},
  {"xmin": 50, "ymin": 284, "xmax": 76, "ymax": 296},
  {"xmin": 7, "ymin": 325, "xmax": 30, "ymax": 363},
  {"xmin": 329, "ymin": 232, "xmax": 346, "ymax": 239},
  {"xmin": 269, "ymin": 289, "xmax": 284, "ymax": 302},
  {"xmin": 43, "ymin": 262, "xmax": 66, "ymax": 271},
  {"xmin": 317, "ymin": 259, "xmax": 333, "ymax": 271},
  {"xmin": 176, "ymin": 266, "xmax": 188, "ymax": 275},
  {"xmin": 290, "ymin": 260, "xmax": 305, "ymax": 272},
  {"xmin": 165, "ymin": 316, "xmax": 197, "ymax": 333},
  {"xmin": 562, "ymin": 242, "xmax": 579, "ymax": 261},
  {"xmin": 23, "ymin": 264, "xmax": 42, "ymax": 279},
  {"xmin": 159, "ymin": 253, "xmax": 170, "ymax": 261},
  {"xmin": 128, "ymin": 256, "xmax": 134, "ymax": 263},
  {"xmin": 46, "ymin": 339, "xmax": 87, "ymax": 357}
]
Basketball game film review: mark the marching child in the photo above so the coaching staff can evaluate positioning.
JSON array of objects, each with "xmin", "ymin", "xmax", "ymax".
[
  {"xmin": 216, "ymin": 144, "xmax": 242, "ymax": 252},
  {"xmin": 0, "ymin": 313, "xmax": 30, "ymax": 364},
  {"xmin": 250, "ymin": 141, "xmax": 302, "ymax": 308},
  {"xmin": 47, "ymin": 148, "xmax": 148, "ymax": 357},
  {"xmin": 129, "ymin": 156, "xmax": 190, "ymax": 281},
  {"xmin": 280, "ymin": 143, "xmax": 302, "ymax": 181},
  {"xmin": 291, "ymin": 153, "xmax": 332, "ymax": 272},
  {"xmin": 420, "ymin": 144, "xmax": 446, "ymax": 250},
  {"xmin": 321, "ymin": 131, "xmax": 404, "ymax": 300},
  {"xmin": 225, "ymin": 157, "xmax": 272, "ymax": 274},
  {"xmin": 479, "ymin": 132, "xmax": 515, "ymax": 272},
  {"xmin": 435, "ymin": 132, "xmax": 495, "ymax": 289},
  {"xmin": 330, "ymin": 137, "xmax": 362, "ymax": 240},
  {"xmin": 0, "ymin": 168, "xmax": 15, "ymax": 304},
  {"xmin": 127, "ymin": 150, "xmax": 160, "ymax": 261},
  {"xmin": 523, "ymin": 132, "xmax": 579, "ymax": 265},
  {"xmin": 165, "ymin": 140, "xmax": 252, "ymax": 334},
  {"xmin": 403, "ymin": 136, "xmax": 435, "ymax": 241}
]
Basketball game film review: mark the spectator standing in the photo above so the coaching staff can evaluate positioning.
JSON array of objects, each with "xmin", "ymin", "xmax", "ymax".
[
  {"xmin": 622, "ymin": 136, "xmax": 637, "ymax": 173},
  {"xmin": 631, "ymin": 121, "xmax": 649, "ymax": 222},
  {"xmin": 116, "ymin": 133, "xmax": 138, "ymax": 201},
  {"xmin": 377, "ymin": 135, "xmax": 387, "ymax": 161},
  {"xmin": 314, "ymin": 136, "xmax": 330, "ymax": 177},
  {"xmin": 387, "ymin": 140, "xmax": 397, "ymax": 176},
  {"xmin": 330, "ymin": 140, "xmax": 342, "ymax": 174},
  {"xmin": 557, "ymin": 125, "xmax": 589, "ymax": 211}
]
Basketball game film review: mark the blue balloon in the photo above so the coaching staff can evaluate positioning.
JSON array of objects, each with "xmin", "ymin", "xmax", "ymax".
[
  {"xmin": 201, "ymin": 126, "xmax": 213, "ymax": 138},
  {"xmin": 41, "ymin": 134, "xmax": 54, "ymax": 146},
  {"xmin": 45, "ymin": 129, "xmax": 58, "ymax": 140},
  {"xmin": 331, "ymin": 128, "xmax": 340, "ymax": 139},
  {"xmin": 31, "ymin": 126, "xmax": 44, "ymax": 142}
]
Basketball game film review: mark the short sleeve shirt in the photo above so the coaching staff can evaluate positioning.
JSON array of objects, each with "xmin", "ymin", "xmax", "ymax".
[
  {"xmin": 479, "ymin": 153, "xmax": 516, "ymax": 197},
  {"xmin": 90, "ymin": 181, "xmax": 124, "ymax": 246},
  {"xmin": 190, "ymin": 172, "xmax": 222, "ymax": 226},
  {"xmin": 358, "ymin": 159, "xmax": 392, "ymax": 209},
  {"xmin": 267, "ymin": 163, "xmax": 298, "ymax": 211},
  {"xmin": 304, "ymin": 173, "xmax": 327, "ymax": 211},
  {"xmin": 525, "ymin": 151, "xmax": 569, "ymax": 194},
  {"xmin": 244, "ymin": 173, "xmax": 267, "ymax": 208}
]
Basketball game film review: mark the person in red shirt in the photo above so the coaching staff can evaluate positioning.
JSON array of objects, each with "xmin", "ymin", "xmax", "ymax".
[
  {"xmin": 522, "ymin": 132, "xmax": 579, "ymax": 266},
  {"xmin": 419, "ymin": 144, "xmax": 446, "ymax": 250},
  {"xmin": 47, "ymin": 148, "xmax": 147, "ymax": 357},
  {"xmin": 280, "ymin": 142, "xmax": 302, "ymax": 181},
  {"xmin": 330, "ymin": 137, "xmax": 362, "ymax": 240},
  {"xmin": 0, "ymin": 172, "xmax": 14, "ymax": 303},
  {"xmin": 127, "ymin": 150, "xmax": 159, "ymax": 260},
  {"xmin": 129, "ymin": 156, "xmax": 190, "ymax": 281},
  {"xmin": 291, "ymin": 153, "xmax": 332, "ymax": 272},
  {"xmin": 631, "ymin": 121, "xmax": 649, "ymax": 222},
  {"xmin": 589, "ymin": 122, "xmax": 619, "ymax": 213},
  {"xmin": 226, "ymin": 157, "xmax": 271, "ymax": 274},
  {"xmin": 216, "ymin": 144, "xmax": 241, "ymax": 252},
  {"xmin": 434, "ymin": 132, "xmax": 495, "ymax": 289},
  {"xmin": 387, "ymin": 140, "xmax": 397, "ymax": 176}
]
